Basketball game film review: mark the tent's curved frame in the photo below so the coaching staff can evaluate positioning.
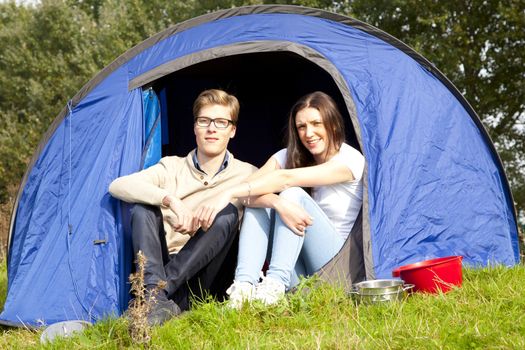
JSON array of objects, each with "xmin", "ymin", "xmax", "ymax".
[{"xmin": 8, "ymin": 5, "xmax": 518, "ymax": 279}]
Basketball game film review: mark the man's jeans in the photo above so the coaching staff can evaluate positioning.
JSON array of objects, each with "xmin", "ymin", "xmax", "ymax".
[{"xmin": 131, "ymin": 203, "xmax": 238, "ymax": 310}]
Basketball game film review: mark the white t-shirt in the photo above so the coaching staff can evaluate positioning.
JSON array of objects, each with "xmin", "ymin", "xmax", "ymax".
[{"xmin": 272, "ymin": 143, "xmax": 365, "ymax": 240}]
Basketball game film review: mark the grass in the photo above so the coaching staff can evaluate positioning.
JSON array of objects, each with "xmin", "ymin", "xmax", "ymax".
[{"xmin": 1, "ymin": 263, "xmax": 525, "ymax": 349}]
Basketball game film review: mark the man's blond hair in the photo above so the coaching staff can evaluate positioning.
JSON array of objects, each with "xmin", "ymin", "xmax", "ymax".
[{"xmin": 193, "ymin": 89, "xmax": 240, "ymax": 124}]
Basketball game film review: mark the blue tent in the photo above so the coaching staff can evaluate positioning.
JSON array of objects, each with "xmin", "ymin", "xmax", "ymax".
[{"xmin": 1, "ymin": 5, "xmax": 519, "ymax": 327}]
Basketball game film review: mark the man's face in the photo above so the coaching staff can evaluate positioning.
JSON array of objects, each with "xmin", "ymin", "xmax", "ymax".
[{"xmin": 194, "ymin": 104, "xmax": 237, "ymax": 159}]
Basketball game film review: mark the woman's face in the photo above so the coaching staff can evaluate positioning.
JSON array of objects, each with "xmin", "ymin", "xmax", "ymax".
[{"xmin": 295, "ymin": 107, "xmax": 331, "ymax": 163}]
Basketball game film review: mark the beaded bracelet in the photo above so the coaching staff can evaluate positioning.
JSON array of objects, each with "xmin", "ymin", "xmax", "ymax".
[{"xmin": 244, "ymin": 181, "xmax": 251, "ymax": 206}]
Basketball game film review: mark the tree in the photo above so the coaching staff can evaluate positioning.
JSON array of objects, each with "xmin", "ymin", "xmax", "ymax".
[{"xmin": 0, "ymin": 0, "xmax": 104, "ymax": 202}]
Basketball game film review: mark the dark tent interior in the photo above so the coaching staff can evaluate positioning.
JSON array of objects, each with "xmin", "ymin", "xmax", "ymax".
[{"xmin": 151, "ymin": 51, "xmax": 360, "ymax": 167}]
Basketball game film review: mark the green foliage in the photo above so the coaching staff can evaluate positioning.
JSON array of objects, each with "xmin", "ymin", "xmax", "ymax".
[
  {"xmin": 1, "ymin": 267, "xmax": 525, "ymax": 348},
  {"xmin": 0, "ymin": 1, "xmax": 101, "ymax": 202}
]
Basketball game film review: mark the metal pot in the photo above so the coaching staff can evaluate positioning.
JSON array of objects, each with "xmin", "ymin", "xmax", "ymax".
[{"xmin": 349, "ymin": 279, "xmax": 414, "ymax": 304}]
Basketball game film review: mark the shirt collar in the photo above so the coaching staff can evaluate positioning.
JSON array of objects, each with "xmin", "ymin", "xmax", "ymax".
[{"xmin": 192, "ymin": 149, "xmax": 230, "ymax": 176}]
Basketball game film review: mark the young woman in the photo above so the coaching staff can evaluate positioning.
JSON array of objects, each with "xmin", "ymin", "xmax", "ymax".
[{"xmin": 195, "ymin": 91, "xmax": 365, "ymax": 307}]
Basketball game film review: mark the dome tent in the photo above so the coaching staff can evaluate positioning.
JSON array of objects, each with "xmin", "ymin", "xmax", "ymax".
[{"xmin": 1, "ymin": 5, "xmax": 519, "ymax": 327}]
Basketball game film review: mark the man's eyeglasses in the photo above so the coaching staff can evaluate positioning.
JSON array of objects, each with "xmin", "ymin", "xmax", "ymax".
[{"xmin": 194, "ymin": 117, "xmax": 235, "ymax": 129}]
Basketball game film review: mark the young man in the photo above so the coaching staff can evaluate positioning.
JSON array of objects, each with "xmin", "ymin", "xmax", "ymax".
[{"xmin": 109, "ymin": 89, "xmax": 256, "ymax": 325}]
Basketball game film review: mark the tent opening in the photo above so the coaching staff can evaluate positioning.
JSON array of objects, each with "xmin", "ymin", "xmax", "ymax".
[{"xmin": 150, "ymin": 51, "xmax": 360, "ymax": 167}]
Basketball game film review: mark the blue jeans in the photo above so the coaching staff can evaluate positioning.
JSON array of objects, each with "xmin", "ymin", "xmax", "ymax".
[{"xmin": 235, "ymin": 187, "xmax": 345, "ymax": 289}]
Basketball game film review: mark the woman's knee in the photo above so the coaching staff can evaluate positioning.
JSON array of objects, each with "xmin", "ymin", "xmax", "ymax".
[
  {"xmin": 244, "ymin": 206, "xmax": 271, "ymax": 219},
  {"xmin": 279, "ymin": 187, "xmax": 309, "ymax": 202}
]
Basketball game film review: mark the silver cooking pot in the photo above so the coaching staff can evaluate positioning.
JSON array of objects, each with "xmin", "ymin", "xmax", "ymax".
[{"xmin": 349, "ymin": 279, "xmax": 414, "ymax": 304}]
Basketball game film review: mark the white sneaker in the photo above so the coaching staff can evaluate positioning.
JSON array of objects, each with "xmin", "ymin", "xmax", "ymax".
[
  {"xmin": 254, "ymin": 276, "xmax": 286, "ymax": 306},
  {"xmin": 226, "ymin": 281, "xmax": 255, "ymax": 309}
]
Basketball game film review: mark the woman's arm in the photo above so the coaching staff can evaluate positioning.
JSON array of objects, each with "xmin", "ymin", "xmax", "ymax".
[
  {"xmin": 195, "ymin": 157, "xmax": 354, "ymax": 230},
  {"xmin": 248, "ymin": 159, "xmax": 355, "ymax": 195},
  {"xmin": 232, "ymin": 158, "xmax": 355, "ymax": 203},
  {"xmin": 194, "ymin": 156, "xmax": 280, "ymax": 230}
]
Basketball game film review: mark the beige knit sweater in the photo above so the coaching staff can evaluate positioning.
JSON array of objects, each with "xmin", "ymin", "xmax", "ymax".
[{"xmin": 109, "ymin": 149, "xmax": 257, "ymax": 253}]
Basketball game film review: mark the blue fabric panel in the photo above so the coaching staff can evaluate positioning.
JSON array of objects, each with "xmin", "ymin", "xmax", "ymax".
[
  {"xmin": 142, "ymin": 89, "xmax": 162, "ymax": 169},
  {"xmin": 361, "ymin": 42, "xmax": 518, "ymax": 276},
  {"xmin": 124, "ymin": 13, "xmax": 517, "ymax": 277},
  {"xmin": 0, "ymin": 66, "xmax": 143, "ymax": 326}
]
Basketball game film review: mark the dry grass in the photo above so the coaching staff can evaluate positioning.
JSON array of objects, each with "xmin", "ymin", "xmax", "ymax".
[
  {"xmin": 127, "ymin": 251, "xmax": 152, "ymax": 345},
  {"xmin": 0, "ymin": 185, "xmax": 17, "ymax": 253},
  {"xmin": 0, "ymin": 205, "xmax": 11, "ymax": 254},
  {"xmin": 127, "ymin": 251, "xmax": 167, "ymax": 346}
]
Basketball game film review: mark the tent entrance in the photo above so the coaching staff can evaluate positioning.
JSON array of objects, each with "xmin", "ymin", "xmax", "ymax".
[
  {"xmin": 147, "ymin": 50, "xmax": 367, "ymax": 286},
  {"xmin": 148, "ymin": 51, "xmax": 360, "ymax": 167}
]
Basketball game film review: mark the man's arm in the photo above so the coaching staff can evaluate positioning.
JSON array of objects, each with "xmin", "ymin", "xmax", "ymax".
[
  {"xmin": 109, "ymin": 159, "xmax": 198, "ymax": 235},
  {"xmin": 108, "ymin": 161, "xmax": 171, "ymax": 206}
]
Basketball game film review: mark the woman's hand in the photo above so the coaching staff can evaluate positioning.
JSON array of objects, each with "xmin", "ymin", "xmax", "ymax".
[
  {"xmin": 194, "ymin": 191, "xmax": 233, "ymax": 231},
  {"xmin": 274, "ymin": 197, "xmax": 313, "ymax": 236}
]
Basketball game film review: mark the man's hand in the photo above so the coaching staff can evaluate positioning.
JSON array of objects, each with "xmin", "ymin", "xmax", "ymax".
[
  {"xmin": 274, "ymin": 197, "xmax": 313, "ymax": 236},
  {"xmin": 163, "ymin": 195, "xmax": 199, "ymax": 235},
  {"xmin": 194, "ymin": 191, "xmax": 232, "ymax": 232}
]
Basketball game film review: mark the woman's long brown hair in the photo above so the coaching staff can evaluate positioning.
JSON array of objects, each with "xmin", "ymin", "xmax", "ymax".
[{"xmin": 285, "ymin": 91, "xmax": 346, "ymax": 170}]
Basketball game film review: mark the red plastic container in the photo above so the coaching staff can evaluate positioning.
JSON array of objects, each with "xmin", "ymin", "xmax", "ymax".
[{"xmin": 392, "ymin": 256, "xmax": 463, "ymax": 293}]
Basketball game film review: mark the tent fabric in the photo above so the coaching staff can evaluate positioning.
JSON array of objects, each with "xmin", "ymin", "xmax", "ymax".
[
  {"xmin": 121, "ymin": 10, "xmax": 519, "ymax": 273},
  {"xmin": 142, "ymin": 88, "xmax": 162, "ymax": 169},
  {"xmin": 1, "ymin": 5, "xmax": 519, "ymax": 327},
  {"xmin": 2, "ymin": 67, "xmax": 144, "ymax": 325}
]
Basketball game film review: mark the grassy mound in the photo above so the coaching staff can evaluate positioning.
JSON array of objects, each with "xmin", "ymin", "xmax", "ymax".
[{"xmin": 1, "ymin": 263, "xmax": 524, "ymax": 349}]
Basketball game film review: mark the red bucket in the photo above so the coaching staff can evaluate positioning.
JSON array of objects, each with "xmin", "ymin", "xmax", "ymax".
[{"xmin": 392, "ymin": 256, "xmax": 463, "ymax": 293}]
